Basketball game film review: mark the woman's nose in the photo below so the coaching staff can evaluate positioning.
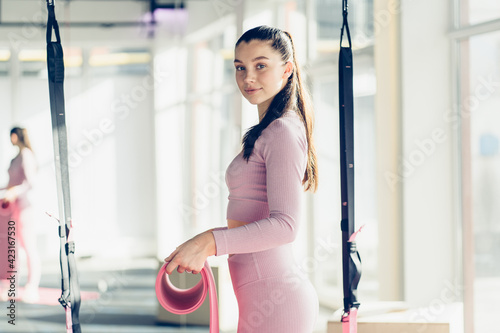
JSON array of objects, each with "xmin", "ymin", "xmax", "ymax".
[{"xmin": 243, "ymin": 70, "xmax": 256, "ymax": 83}]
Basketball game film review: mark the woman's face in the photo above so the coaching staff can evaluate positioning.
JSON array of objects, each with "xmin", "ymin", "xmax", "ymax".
[
  {"xmin": 10, "ymin": 133, "xmax": 18, "ymax": 146},
  {"xmin": 234, "ymin": 40, "xmax": 292, "ymax": 110}
]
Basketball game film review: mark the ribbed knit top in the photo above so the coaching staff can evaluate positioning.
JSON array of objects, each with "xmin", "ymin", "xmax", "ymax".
[
  {"xmin": 212, "ymin": 110, "xmax": 308, "ymax": 256},
  {"xmin": 6, "ymin": 148, "xmax": 37, "ymax": 208}
]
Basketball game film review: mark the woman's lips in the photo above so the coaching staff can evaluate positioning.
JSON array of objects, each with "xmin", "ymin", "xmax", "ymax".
[{"xmin": 245, "ymin": 88, "xmax": 262, "ymax": 95}]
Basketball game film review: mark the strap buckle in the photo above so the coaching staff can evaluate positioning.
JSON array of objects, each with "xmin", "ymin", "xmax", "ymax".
[
  {"xmin": 66, "ymin": 241, "xmax": 76, "ymax": 254},
  {"xmin": 341, "ymin": 303, "xmax": 360, "ymax": 323},
  {"xmin": 341, "ymin": 309, "xmax": 349, "ymax": 322},
  {"xmin": 58, "ymin": 295, "xmax": 69, "ymax": 307}
]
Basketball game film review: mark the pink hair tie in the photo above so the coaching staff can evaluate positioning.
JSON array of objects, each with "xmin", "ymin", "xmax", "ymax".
[{"xmin": 155, "ymin": 261, "xmax": 219, "ymax": 332}]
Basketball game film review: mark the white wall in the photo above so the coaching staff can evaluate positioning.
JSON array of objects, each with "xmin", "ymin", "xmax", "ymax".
[
  {"xmin": 374, "ymin": 0, "xmax": 458, "ymax": 308},
  {"xmin": 400, "ymin": 0, "xmax": 457, "ymax": 306}
]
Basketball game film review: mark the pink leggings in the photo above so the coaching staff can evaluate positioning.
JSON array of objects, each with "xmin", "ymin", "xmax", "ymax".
[{"xmin": 228, "ymin": 244, "xmax": 318, "ymax": 332}]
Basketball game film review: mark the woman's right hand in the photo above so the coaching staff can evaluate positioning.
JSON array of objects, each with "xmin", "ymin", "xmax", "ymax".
[
  {"xmin": 3, "ymin": 188, "xmax": 15, "ymax": 203},
  {"xmin": 164, "ymin": 230, "xmax": 216, "ymax": 275}
]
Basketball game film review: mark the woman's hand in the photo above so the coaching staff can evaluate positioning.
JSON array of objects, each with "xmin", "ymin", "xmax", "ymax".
[
  {"xmin": 164, "ymin": 230, "xmax": 216, "ymax": 275},
  {"xmin": 3, "ymin": 188, "xmax": 16, "ymax": 203}
]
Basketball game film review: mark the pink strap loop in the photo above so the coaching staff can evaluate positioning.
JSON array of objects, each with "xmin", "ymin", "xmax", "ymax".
[
  {"xmin": 65, "ymin": 302, "xmax": 73, "ymax": 333},
  {"xmin": 348, "ymin": 225, "xmax": 365, "ymax": 243},
  {"xmin": 155, "ymin": 261, "xmax": 219, "ymax": 333},
  {"xmin": 341, "ymin": 308, "xmax": 358, "ymax": 333}
]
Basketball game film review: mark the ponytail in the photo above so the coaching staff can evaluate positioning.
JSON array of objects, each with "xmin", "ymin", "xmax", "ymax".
[{"xmin": 284, "ymin": 31, "xmax": 318, "ymax": 193}]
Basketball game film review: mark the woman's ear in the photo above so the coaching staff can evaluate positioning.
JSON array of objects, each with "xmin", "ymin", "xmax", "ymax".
[{"xmin": 283, "ymin": 61, "xmax": 293, "ymax": 79}]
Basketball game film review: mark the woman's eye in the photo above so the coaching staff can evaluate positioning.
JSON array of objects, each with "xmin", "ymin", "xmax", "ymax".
[
  {"xmin": 235, "ymin": 66, "xmax": 245, "ymax": 71},
  {"xmin": 257, "ymin": 64, "xmax": 266, "ymax": 69}
]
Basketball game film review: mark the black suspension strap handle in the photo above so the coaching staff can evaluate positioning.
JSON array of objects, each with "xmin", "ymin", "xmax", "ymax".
[
  {"xmin": 46, "ymin": 1, "xmax": 82, "ymax": 332},
  {"xmin": 339, "ymin": 0, "xmax": 362, "ymax": 331}
]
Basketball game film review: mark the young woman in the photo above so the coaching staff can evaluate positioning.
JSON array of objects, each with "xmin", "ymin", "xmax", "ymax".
[
  {"xmin": 1, "ymin": 127, "xmax": 41, "ymax": 303},
  {"xmin": 165, "ymin": 25, "xmax": 319, "ymax": 331}
]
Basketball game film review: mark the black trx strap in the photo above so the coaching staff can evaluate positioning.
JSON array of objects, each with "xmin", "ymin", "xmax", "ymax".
[
  {"xmin": 339, "ymin": 0, "xmax": 362, "ymax": 331},
  {"xmin": 46, "ymin": 1, "xmax": 82, "ymax": 332}
]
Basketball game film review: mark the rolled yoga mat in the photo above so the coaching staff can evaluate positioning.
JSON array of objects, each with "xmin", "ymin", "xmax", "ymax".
[{"xmin": 155, "ymin": 261, "xmax": 219, "ymax": 332}]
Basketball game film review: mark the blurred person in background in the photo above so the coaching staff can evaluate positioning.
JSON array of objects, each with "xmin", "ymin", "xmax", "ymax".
[{"xmin": 0, "ymin": 127, "xmax": 41, "ymax": 303}]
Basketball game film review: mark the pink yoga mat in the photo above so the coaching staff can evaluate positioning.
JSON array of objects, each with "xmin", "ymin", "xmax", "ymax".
[{"xmin": 155, "ymin": 261, "xmax": 219, "ymax": 332}]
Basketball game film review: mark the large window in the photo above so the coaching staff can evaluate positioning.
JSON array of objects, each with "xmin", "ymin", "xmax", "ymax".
[
  {"xmin": 462, "ymin": 30, "xmax": 500, "ymax": 333},
  {"xmin": 465, "ymin": 0, "xmax": 500, "ymax": 26},
  {"xmin": 455, "ymin": 2, "xmax": 500, "ymax": 331}
]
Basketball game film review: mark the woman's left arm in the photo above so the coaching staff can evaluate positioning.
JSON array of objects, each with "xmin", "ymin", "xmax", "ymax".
[{"xmin": 211, "ymin": 119, "xmax": 307, "ymax": 256}]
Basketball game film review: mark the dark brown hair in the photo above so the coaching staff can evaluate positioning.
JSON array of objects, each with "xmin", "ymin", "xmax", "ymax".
[
  {"xmin": 237, "ymin": 25, "xmax": 318, "ymax": 192},
  {"xmin": 10, "ymin": 127, "xmax": 33, "ymax": 151}
]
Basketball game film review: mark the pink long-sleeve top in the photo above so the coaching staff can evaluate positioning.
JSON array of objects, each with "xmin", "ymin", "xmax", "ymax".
[
  {"xmin": 6, "ymin": 148, "xmax": 37, "ymax": 208},
  {"xmin": 212, "ymin": 110, "xmax": 308, "ymax": 256}
]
